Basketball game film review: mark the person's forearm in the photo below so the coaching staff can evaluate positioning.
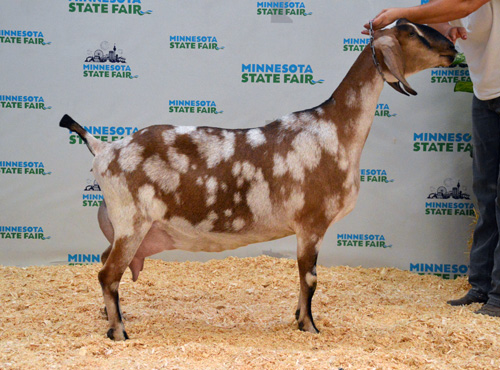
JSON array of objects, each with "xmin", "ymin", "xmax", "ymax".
[
  {"xmin": 363, "ymin": 0, "xmax": 488, "ymax": 34},
  {"xmin": 397, "ymin": 0, "xmax": 489, "ymax": 24},
  {"xmin": 428, "ymin": 22, "xmax": 452, "ymax": 35}
]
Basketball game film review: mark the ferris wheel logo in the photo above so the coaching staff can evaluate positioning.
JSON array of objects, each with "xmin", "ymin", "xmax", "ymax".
[
  {"xmin": 84, "ymin": 41, "xmax": 126, "ymax": 63},
  {"xmin": 427, "ymin": 178, "xmax": 470, "ymax": 200}
]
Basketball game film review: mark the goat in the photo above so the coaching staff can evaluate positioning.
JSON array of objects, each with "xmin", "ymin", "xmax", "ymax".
[{"xmin": 60, "ymin": 19, "xmax": 456, "ymax": 340}]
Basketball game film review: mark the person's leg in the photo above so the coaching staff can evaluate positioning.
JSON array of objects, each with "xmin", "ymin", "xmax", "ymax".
[
  {"xmin": 476, "ymin": 97, "xmax": 500, "ymax": 314},
  {"xmin": 449, "ymin": 96, "xmax": 500, "ymax": 306},
  {"xmin": 469, "ymin": 96, "xmax": 500, "ymax": 298}
]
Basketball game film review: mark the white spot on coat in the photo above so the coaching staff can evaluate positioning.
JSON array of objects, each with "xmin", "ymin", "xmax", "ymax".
[
  {"xmin": 299, "ymin": 112, "xmax": 314, "ymax": 123},
  {"xmin": 345, "ymin": 88, "xmax": 356, "ymax": 108},
  {"xmin": 137, "ymin": 184, "xmax": 167, "ymax": 220},
  {"xmin": 193, "ymin": 130, "xmax": 235, "ymax": 168},
  {"xmin": 274, "ymin": 132, "xmax": 321, "ymax": 182},
  {"xmin": 308, "ymin": 120, "xmax": 339, "ymax": 155},
  {"xmin": 234, "ymin": 192, "xmax": 242, "ymax": 204},
  {"xmin": 324, "ymin": 194, "xmax": 340, "ymax": 221},
  {"xmin": 162, "ymin": 129, "xmax": 176, "ymax": 146},
  {"xmin": 241, "ymin": 161, "xmax": 256, "ymax": 181},
  {"xmin": 197, "ymin": 211, "xmax": 218, "ymax": 232},
  {"xmin": 273, "ymin": 154, "xmax": 287, "ymax": 177},
  {"xmin": 284, "ymin": 189, "xmax": 305, "ymax": 216},
  {"xmin": 206, "ymin": 176, "xmax": 218, "ymax": 206},
  {"xmin": 337, "ymin": 145, "xmax": 349, "ymax": 171},
  {"xmin": 167, "ymin": 147, "xmax": 189, "ymax": 173},
  {"xmin": 305, "ymin": 272, "xmax": 317, "ymax": 287},
  {"xmin": 175, "ymin": 126, "xmax": 197, "ymax": 135},
  {"xmin": 246, "ymin": 129, "xmax": 266, "ymax": 147},
  {"xmin": 118, "ymin": 143, "xmax": 144, "ymax": 172},
  {"xmin": 232, "ymin": 218, "xmax": 245, "ymax": 231},
  {"xmin": 279, "ymin": 114, "xmax": 299, "ymax": 129},
  {"xmin": 143, "ymin": 154, "xmax": 180, "ymax": 193},
  {"xmin": 169, "ymin": 211, "xmax": 218, "ymax": 234},
  {"xmin": 246, "ymin": 169, "xmax": 272, "ymax": 221},
  {"xmin": 232, "ymin": 162, "xmax": 242, "ymax": 177},
  {"xmin": 232, "ymin": 161, "xmax": 273, "ymax": 220}
]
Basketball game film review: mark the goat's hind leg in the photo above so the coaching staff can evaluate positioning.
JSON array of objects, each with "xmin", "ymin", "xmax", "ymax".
[
  {"xmin": 100, "ymin": 245, "xmax": 112, "ymax": 320},
  {"xmin": 295, "ymin": 232, "xmax": 323, "ymax": 333},
  {"xmin": 98, "ymin": 224, "xmax": 151, "ymax": 341},
  {"xmin": 98, "ymin": 201, "xmax": 115, "ymax": 320}
]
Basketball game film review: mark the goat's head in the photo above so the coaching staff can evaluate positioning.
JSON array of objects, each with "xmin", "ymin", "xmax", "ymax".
[{"xmin": 373, "ymin": 18, "xmax": 458, "ymax": 96}]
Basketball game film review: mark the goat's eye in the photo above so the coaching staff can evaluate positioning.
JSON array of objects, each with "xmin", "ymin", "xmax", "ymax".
[{"xmin": 409, "ymin": 31, "xmax": 416, "ymax": 37}]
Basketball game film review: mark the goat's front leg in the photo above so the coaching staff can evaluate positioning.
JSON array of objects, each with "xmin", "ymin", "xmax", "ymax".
[
  {"xmin": 98, "ymin": 225, "xmax": 149, "ymax": 341},
  {"xmin": 295, "ymin": 232, "xmax": 323, "ymax": 333}
]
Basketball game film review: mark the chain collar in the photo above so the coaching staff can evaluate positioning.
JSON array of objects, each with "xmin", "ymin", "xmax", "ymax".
[{"xmin": 369, "ymin": 21, "xmax": 387, "ymax": 83}]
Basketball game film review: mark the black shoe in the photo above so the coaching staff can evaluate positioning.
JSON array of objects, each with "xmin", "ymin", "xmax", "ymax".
[
  {"xmin": 475, "ymin": 303, "xmax": 500, "ymax": 317},
  {"xmin": 447, "ymin": 294, "xmax": 487, "ymax": 306}
]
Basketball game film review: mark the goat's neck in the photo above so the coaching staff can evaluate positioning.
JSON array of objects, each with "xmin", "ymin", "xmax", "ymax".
[{"xmin": 324, "ymin": 47, "xmax": 385, "ymax": 152}]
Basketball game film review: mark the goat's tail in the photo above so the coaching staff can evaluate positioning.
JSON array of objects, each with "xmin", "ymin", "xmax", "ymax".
[{"xmin": 59, "ymin": 114, "xmax": 106, "ymax": 156}]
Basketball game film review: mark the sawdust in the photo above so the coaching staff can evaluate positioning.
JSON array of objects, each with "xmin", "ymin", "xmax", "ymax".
[{"xmin": 1, "ymin": 256, "xmax": 499, "ymax": 369}]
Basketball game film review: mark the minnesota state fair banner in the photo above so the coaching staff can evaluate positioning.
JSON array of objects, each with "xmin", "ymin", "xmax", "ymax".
[{"xmin": 0, "ymin": 0, "xmax": 474, "ymax": 280}]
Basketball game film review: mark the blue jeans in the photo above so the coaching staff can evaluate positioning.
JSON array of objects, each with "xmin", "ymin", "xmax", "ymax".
[{"xmin": 469, "ymin": 95, "xmax": 500, "ymax": 306}]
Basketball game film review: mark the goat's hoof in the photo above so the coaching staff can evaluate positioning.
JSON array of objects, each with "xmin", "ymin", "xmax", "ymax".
[
  {"xmin": 298, "ymin": 321, "xmax": 320, "ymax": 334},
  {"xmin": 107, "ymin": 328, "xmax": 129, "ymax": 341},
  {"xmin": 295, "ymin": 309, "xmax": 300, "ymax": 321}
]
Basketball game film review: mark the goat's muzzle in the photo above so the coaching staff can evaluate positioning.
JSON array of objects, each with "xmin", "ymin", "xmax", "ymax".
[
  {"xmin": 445, "ymin": 51, "xmax": 459, "ymax": 67},
  {"xmin": 439, "ymin": 39, "xmax": 458, "ymax": 67},
  {"xmin": 440, "ymin": 43, "xmax": 458, "ymax": 67}
]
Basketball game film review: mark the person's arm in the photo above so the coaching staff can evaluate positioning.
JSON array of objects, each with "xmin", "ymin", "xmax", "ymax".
[{"xmin": 363, "ymin": 0, "xmax": 490, "ymax": 31}]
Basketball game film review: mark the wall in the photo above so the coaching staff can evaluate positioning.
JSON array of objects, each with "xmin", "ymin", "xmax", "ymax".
[{"xmin": 0, "ymin": 0, "xmax": 474, "ymax": 279}]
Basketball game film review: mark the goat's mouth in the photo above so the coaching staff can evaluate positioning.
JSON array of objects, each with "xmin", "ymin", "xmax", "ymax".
[{"xmin": 440, "ymin": 54, "xmax": 457, "ymax": 66}]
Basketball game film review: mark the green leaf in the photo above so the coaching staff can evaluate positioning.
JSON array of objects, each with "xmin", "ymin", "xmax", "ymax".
[{"xmin": 454, "ymin": 81, "xmax": 473, "ymax": 93}]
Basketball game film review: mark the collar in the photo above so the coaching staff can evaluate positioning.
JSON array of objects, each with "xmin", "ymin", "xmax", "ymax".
[{"xmin": 369, "ymin": 21, "xmax": 388, "ymax": 83}]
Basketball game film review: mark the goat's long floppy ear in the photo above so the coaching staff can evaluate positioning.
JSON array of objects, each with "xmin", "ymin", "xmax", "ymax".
[{"xmin": 376, "ymin": 34, "xmax": 417, "ymax": 96}]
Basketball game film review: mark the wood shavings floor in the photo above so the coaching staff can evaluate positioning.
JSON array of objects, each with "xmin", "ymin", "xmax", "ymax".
[{"xmin": 1, "ymin": 256, "xmax": 499, "ymax": 369}]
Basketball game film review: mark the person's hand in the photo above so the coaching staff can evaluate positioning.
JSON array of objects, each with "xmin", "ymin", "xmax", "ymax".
[
  {"xmin": 446, "ymin": 26, "xmax": 467, "ymax": 43},
  {"xmin": 362, "ymin": 8, "xmax": 403, "ymax": 34}
]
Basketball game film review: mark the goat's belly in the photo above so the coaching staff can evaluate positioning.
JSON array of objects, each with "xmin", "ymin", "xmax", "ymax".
[
  {"xmin": 171, "ymin": 230, "xmax": 291, "ymax": 252},
  {"xmin": 129, "ymin": 225, "xmax": 289, "ymax": 282},
  {"xmin": 136, "ymin": 221, "xmax": 293, "ymax": 256},
  {"xmin": 171, "ymin": 229, "xmax": 294, "ymax": 253}
]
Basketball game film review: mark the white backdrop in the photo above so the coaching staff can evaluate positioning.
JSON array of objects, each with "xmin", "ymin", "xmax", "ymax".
[{"xmin": 0, "ymin": 0, "xmax": 474, "ymax": 279}]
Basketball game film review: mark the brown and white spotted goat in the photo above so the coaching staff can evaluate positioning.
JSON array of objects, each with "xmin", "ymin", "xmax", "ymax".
[{"xmin": 60, "ymin": 19, "xmax": 456, "ymax": 340}]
